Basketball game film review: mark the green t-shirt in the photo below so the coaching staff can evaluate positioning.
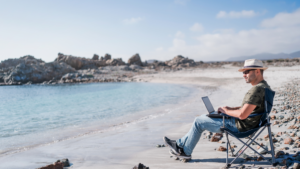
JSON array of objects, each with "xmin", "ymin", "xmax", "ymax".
[{"xmin": 235, "ymin": 80, "xmax": 271, "ymax": 132}]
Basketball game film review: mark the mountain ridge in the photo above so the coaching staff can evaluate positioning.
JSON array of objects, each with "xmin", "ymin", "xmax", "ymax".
[{"xmin": 226, "ymin": 50, "xmax": 300, "ymax": 61}]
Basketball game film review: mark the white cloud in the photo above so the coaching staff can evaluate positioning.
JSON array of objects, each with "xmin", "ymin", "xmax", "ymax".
[
  {"xmin": 155, "ymin": 47, "xmax": 164, "ymax": 51},
  {"xmin": 217, "ymin": 10, "xmax": 258, "ymax": 19},
  {"xmin": 155, "ymin": 8, "xmax": 300, "ymax": 61},
  {"xmin": 261, "ymin": 8, "xmax": 300, "ymax": 27},
  {"xmin": 190, "ymin": 23, "xmax": 204, "ymax": 32},
  {"xmin": 174, "ymin": 0, "xmax": 189, "ymax": 5},
  {"xmin": 123, "ymin": 17, "xmax": 143, "ymax": 24},
  {"xmin": 175, "ymin": 31, "xmax": 185, "ymax": 38}
]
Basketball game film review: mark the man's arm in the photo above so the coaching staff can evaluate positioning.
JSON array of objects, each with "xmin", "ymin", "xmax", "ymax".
[
  {"xmin": 218, "ymin": 104, "xmax": 256, "ymax": 120},
  {"xmin": 224, "ymin": 106, "xmax": 241, "ymax": 110}
]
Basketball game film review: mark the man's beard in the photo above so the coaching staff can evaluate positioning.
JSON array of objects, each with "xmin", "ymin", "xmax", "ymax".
[{"xmin": 245, "ymin": 74, "xmax": 256, "ymax": 83}]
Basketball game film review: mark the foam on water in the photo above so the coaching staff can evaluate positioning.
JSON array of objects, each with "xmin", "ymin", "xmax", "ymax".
[{"xmin": 0, "ymin": 82, "xmax": 192, "ymax": 155}]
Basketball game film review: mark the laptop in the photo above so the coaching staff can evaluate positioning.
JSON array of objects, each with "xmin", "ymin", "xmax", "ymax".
[{"xmin": 202, "ymin": 96, "xmax": 223, "ymax": 118}]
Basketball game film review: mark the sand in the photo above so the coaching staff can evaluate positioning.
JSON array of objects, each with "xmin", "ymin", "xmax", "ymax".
[{"xmin": 0, "ymin": 64, "xmax": 299, "ymax": 169}]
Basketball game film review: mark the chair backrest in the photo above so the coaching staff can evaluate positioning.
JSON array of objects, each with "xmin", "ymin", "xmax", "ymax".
[{"xmin": 259, "ymin": 88, "xmax": 275, "ymax": 126}]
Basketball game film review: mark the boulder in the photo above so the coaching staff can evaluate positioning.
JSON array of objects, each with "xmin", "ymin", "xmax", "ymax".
[
  {"xmin": 55, "ymin": 53, "xmax": 106, "ymax": 70},
  {"xmin": 106, "ymin": 58, "xmax": 125, "ymax": 66},
  {"xmin": 3, "ymin": 62, "xmax": 76, "ymax": 84},
  {"xmin": 104, "ymin": 53, "xmax": 111, "ymax": 60},
  {"xmin": 0, "ymin": 55, "xmax": 44, "ymax": 69},
  {"xmin": 217, "ymin": 146, "xmax": 227, "ymax": 151},
  {"xmin": 128, "ymin": 53, "xmax": 142, "ymax": 66},
  {"xmin": 92, "ymin": 54, "xmax": 99, "ymax": 60},
  {"xmin": 284, "ymin": 137, "xmax": 294, "ymax": 144},
  {"xmin": 165, "ymin": 55, "xmax": 196, "ymax": 68}
]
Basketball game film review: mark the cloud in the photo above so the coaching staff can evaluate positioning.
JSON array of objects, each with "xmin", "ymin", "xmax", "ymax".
[
  {"xmin": 190, "ymin": 23, "xmax": 204, "ymax": 32},
  {"xmin": 261, "ymin": 8, "xmax": 300, "ymax": 27},
  {"xmin": 156, "ymin": 8, "xmax": 300, "ymax": 61},
  {"xmin": 155, "ymin": 47, "xmax": 164, "ymax": 51},
  {"xmin": 174, "ymin": 0, "xmax": 189, "ymax": 5},
  {"xmin": 123, "ymin": 17, "xmax": 143, "ymax": 24},
  {"xmin": 216, "ymin": 10, "xmax": 258, "ymax": 19},
  {"xmin": 175, "ymin": 31, "xmax": 185, "ymax": 38}
]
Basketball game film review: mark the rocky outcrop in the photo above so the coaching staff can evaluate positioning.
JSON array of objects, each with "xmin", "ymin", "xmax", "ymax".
[
  {"xmin": 165, "ymin": 55, "xmax": 196, "ymax": 68},
  {"xmin": 106, "ymin": 58, "xmax": 125, "ymax": 66},
  {"xmin": 3, "ymin": 61, "xmax": 76, "ymax": 84},
  {"xmin": 0, "ymin": 55, "xmax": 44, "ymax": 69},
  {"xmin": 92, "ymin": 54, "xmax": 99, "ymax": 60},
  {"xmin": 55, "ymin": 53, "xmax": 106, "ymax": 70},
  {"xmin": 128, "ymin": 53, "xmax": 142, "ymax": 66},
  {"xmin": 104, "ymin": 54, "xmax": 111, "ymax": 60}
]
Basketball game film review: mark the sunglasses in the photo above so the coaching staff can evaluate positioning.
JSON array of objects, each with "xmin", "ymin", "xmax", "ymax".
[{"xmin": 243, "ymin": 69, "xmax": 256, "ymax": 74}]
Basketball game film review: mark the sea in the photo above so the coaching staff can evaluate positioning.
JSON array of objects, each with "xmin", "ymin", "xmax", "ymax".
[{"xmin": 0, "ymin": 82, "xmax": 193, "ymax": 156}]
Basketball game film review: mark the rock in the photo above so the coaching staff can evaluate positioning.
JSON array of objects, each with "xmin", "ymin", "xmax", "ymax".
[
  {"xmin": 218, "ymin": 146, "xmax": 227, "ymax": 151},
  {"xmin": 238, "ymin": 165, "xmax": 245, "ymax": 169},
  {"xmin": 284, "ymin": 137, "xmax": 294, "ymax": 144},
  {"xmin": 257, "ymin": 156, "xmax": 264, "ymax": 161},
  {"xmin": 128, "ymin": 53, "xmax": 143, "ymax": 66},
  {"xmin": 258, "ymin": 145, "xmax": 268, "ymax": 154},
  {"xmin": 165, "ymin": 55, "xmax": 196, "ymax": 68},
  {"xmin": 37, "ymin": 161, "xmax": 64, "ymax": 169},
  {"xmin": 293, "ymin": 163, "xmax": 300, "ymax": 169},
  {"xmin": 211, "ymin": 133, "xmax": 223, "ymax": 142},
  {"xmin": 132, "ymin": 163, "xmax": 149, "ymax": 169},
  {"xmin": 104, "ymin": 53, "xmax": 111, "ymax": 60},
  {"xmin": 106, "ymin": 58, "xmax": 126, "ymax": 66},
  {"xmin": 3, "ymin": 61, "xmax": 76, "ymax": 84},
  {"xmin": 157, "ymin": 144, "xmax": 161, "ymax": 148},
  {"xmin": 275, "ymin": 151, "xmax": 285, "ymax": 158},
  {"xmin": 273, "ymin": 121, "xmax": 280, "ymax": 125},
  {"xmin": 271, "ymin": 115, "xmax": 276, "ymax": 120},
  {"xmin": 55, "ymin": 53, "xmax": 106, "ymax": 70},
  {"xmin": 58, "ymin": 159, "xmax": 70, "ymax": 167},
  {"xmin": 92, "ymin": 54, "xmax": 99, "ymax": 60}
]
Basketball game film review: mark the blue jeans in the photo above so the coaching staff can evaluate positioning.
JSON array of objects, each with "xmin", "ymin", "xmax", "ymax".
[{"xmin": 176, "ymin": 114, "xmax": 239, "ymax": 155}]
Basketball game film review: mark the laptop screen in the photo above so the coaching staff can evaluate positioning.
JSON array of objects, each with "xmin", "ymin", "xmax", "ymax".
[{"xmin": 202, "ymin": 96, "xmax": 215, "ymax": 113}]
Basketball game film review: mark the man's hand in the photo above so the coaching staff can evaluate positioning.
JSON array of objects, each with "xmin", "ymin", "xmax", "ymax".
[{"xmin": 217, "ymin": 107, "xmax": 228, "ymax": 114}]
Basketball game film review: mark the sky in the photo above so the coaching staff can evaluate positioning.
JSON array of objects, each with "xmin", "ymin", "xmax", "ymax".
[{"xmin": 0, "ymin": 0, "xmax": 300, "ymax": 62}]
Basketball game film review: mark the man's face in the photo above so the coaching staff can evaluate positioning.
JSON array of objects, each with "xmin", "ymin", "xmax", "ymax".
[{"xmin": 243, "ymin": 69, "xmax": 257, "ymax": 83}]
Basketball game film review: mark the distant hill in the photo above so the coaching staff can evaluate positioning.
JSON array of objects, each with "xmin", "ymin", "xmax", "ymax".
[{"xmin": 226, "ymin": 50, "xmax": 300, "ymax": 61}]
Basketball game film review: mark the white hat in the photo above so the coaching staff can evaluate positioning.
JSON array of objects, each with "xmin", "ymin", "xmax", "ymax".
[{"xmin": 238, "ymin": 59, "xmax": 268, "ymax": 72}]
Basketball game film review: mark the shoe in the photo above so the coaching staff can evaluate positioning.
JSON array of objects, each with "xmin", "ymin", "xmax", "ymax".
[
  {"xmin": 169, "ymin": 149, "xmax": 192, "ymax": 159},
  {"xmin": 163, "ymin": 136, "xmax": 180, "ymax": 155}
]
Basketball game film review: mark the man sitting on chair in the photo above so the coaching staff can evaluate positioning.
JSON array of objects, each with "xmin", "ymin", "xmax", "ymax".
[{"xmin": 164, "ymin": 59, "xmax": 271, "ymax": 159}]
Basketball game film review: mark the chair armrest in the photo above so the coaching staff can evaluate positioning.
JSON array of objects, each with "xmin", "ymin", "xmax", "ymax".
[{"xmin": 219, "ymin": 113, "xmax": 238, "ymax": 119}]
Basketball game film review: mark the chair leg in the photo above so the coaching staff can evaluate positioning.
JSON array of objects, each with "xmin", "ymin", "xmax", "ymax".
[
  {"xmin": 268, "ymin": 126, "xmax": 276, "ymax": 165},
  {"xmin": 226, "ymin": 131, "xmax": 228, "ymax": 165},
  {"xmin": 225, "ymin": 131, "xmax": 231, "ymax": 168}
]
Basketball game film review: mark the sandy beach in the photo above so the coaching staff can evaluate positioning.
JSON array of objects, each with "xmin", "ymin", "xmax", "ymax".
[{"xmin": 1, "ymin": 64, "xmax": 300, "ymax": 169}]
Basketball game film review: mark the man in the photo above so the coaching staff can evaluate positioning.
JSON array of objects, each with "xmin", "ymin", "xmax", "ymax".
[{"xmin": 164, "ymin": 59, "xmax": 271, "ymax": 159}]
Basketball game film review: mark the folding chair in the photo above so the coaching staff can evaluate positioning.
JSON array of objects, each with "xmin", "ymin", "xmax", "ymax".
[{"xmin": 220, "ymin": 88, "xmax": 276, "ymax": 168}]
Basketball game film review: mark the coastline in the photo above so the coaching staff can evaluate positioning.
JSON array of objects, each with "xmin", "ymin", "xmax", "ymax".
[{"xmin": 0, "ymin": 65, "xmax": 299, "ymax": 169}]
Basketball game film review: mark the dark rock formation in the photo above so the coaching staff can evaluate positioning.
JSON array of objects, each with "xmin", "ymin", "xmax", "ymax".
[
  {"xmin": 0, "ymin": 55, "xmax": 44, "ymax": 69},
  {"xmin": 104, "ymin": 53, "xmax": 111, "ymax": 60},
  {"xmin": 128, "ymin": 53, "xmax": 142, "ymax": 66},
  {"xmin": 92, "ymin": 54, "xmax": 99, "ymax": 60},
  {"xmin": 3, "ymin": 61, "xmax": 76, "ymax": 84},
  {"xmin": 55, "ymin": 53, "xmax": 106, "ymax": 70}
]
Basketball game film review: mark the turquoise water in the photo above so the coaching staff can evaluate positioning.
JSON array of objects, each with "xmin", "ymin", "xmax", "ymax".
[{"xmin": 0, "ymin": 82, "xmax": 192, "ymax": 155}]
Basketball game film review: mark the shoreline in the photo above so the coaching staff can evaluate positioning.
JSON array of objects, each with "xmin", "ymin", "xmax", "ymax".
[
  {"xmin": 0, "ymin": 65, "xmax": 299, "ymax": 169},
  {"xmin": 0, "ymin": 82, "xmax": 196, "ymax": 157}
]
